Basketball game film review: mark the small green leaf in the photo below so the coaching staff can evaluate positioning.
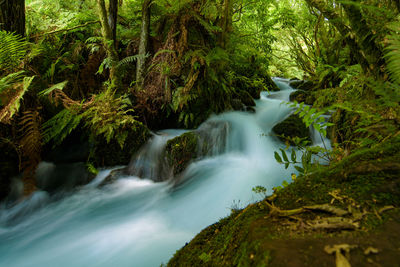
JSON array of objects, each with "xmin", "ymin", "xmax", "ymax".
[
  {"xmin": 291, "ymin": 149, "xmax": 296, "ymax": 162},
  {"xmin": 294, "ymin": 165, "xmax": 304, "ymax": 173},
  {"xmin": 280, "ymin": 148, "xmax": 289, "ymax": 162},
  {"xmin": 274, "ymin": 151, "xmax": 283, "ymax": 163},
  {"xmin": 285, "ymin": 162, "xmax": 290, "ymax": 169}
]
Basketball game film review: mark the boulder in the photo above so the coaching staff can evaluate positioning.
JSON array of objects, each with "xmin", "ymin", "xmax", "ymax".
[
  {"xmin": 264, "ymin": 75, "xmax": 280, "ymax": 92},
  {"xmin": 165, "ymin": 132, "xmax": 200, "ymax": 176},
  {"xmin": 231, "ymin": 99, "xmax": 245, "ymax": 111},
  {"xmin": 289, "ymin": 90, "xmax": 315, "ymax": 105},
  {"xmin": 272, "ymin": 114, "xmax": 311, "ymax": 145}
]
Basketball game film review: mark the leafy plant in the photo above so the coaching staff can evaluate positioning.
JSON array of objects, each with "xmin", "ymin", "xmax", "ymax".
[{"xmin": 0, "ymin": 31, "xmax": 28, "ymax": 73}]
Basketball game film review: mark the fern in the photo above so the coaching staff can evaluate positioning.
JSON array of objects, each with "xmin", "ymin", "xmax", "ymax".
[
  {"xmin": 0, "ymin": 30, "xmax": 28, "ymax": 72},
  {"xmin": 41, "ymin": 109, "xmax": 83, "ymax": 146},
  {"xmin": 116, "ymin": 54, "xmax": 144, "ymax": 68},
  {"xmin": 19, "ymin": 110, "xmax": 42, "ymax": 177},
  {"xmin": 38, "ymin": 80, "xmax": 69, "ymax": 97},
  {"xmin": 0, "ymin": 74, "xmax": 35, "ymax": 123},
  {"xmin": 385, "ymin": 21, "xmax": 400, "ymax": 85}
]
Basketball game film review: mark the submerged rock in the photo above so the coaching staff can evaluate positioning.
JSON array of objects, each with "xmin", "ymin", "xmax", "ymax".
[
  {"xmin": 99, "ymin": 168, "xmax": 127, "ymax": 187},
  {"xmin": 289, "ymin": 90, "xmax": 315, "ymax": 105},
  {"xmin": 35, "ymin": 162, "xmax": 95, "ymax": 192},
  {"xmin": 272, "ymin": 114, "xmax": 311, "ymax": 145}
]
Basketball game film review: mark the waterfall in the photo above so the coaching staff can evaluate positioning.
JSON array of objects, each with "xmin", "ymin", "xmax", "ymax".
[{"xmin": 0, "ymin": 78, "xmax": 325, "ymax": 267}]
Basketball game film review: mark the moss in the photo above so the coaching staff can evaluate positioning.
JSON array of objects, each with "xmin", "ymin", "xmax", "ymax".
[
  {"xmin": 168, "ymin": 136, "xmax": 400, "ymax": 266},
  {"xmin": 272, "ymin": 114, "xmax": 311, "ymax": 145},
  {"xmin": 165, "ymin": 132, "xmax": 199, "ymax": 175}
]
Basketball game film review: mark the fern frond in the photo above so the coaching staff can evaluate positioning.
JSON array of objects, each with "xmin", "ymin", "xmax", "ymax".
[
  {"xmin": 0, "ymin": 30, "xmax": 28, "ymax": 72},
  {"xmin": 0, "ymin": 75, "xmax": 35, "ymax": 124},
  {"xmin": 19, "ymin": 110, "xmax": 42, "ymax": 178},
  {"xmin": 38, "ymin": 80, "xmax": 69, "ymax": 96},
  {"xmin": 41, "ymin": 109, "xmax": 83, "ymax": 146},
  {"xmin": 116, "ymin": 54, "xmax": 143, "ymax": 68},
  {"xmin": 0, "ymin": 71, "xmax": 25, "ymax": 96},
  {"xmin": 385, "ymin": 21, "xmax": 400, "ymax": 85}
]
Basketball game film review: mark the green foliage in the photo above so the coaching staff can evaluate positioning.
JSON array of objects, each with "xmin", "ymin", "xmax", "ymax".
[
  {"xmin": 0, "ymin": 31, "xmax": 28, "ymax": 73},
  {"xmin": 288, "ymin": 101, "xmax": 334, "ymax": 137},
  {"xmin": 252, "ymin": 185, "xmax": 267, "ymax": 197},
  {"xmin": 83, "ymin": 90, "xmax": 139, "ymax": 148},
  {"xmin": 385, "ymin": 20, "xmax": 400, "ymax": 85},
  {"xmin": 41, "ymin": 109, "xmax": 83, "ymax": 146},
  {"xmin": 0, "ymin": 73, "xmax": 35, "ymax": 123}
]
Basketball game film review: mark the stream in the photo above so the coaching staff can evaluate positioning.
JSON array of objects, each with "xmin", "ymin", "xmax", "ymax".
[{"xmin": 0, "ymin": 78, "xmax": 325, "ymax": 267}]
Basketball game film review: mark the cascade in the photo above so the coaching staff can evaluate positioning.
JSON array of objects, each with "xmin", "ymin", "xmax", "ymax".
[{"xmin": 0, "ymin": 79, "xmax": 326, "ymax": 267}]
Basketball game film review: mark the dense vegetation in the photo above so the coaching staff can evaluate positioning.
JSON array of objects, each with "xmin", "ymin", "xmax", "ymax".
[{"xmin": 0, "ymin": 0, "xmax": 399, "ymax": 265}]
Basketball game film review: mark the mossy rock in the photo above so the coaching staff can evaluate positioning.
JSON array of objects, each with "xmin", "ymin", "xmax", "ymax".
[
  {"xmin": 290, "ymin": 80, "xmax": 315, "ymax": 91},
  {"xmin": 272, "ymin": 114, "xmax": 310, "ymax": 145},
  {"xmin": 92, "ymin": 122, "xmax": 151, "ymax": 167},
  {"xmin": 264, "ymin": 74, "xmax": 280, "ymax": 92},
  {"xmin": 231, "ymin": 99, "xmax": 245, "ymax": 111},
  {"xmin": 165, "ymin": 132, "xmax": 200, "ymax": 176},
  {"xmin": 168, "ymin": 136, "xmax": 400, "ymax": 267},
  {"xmin": 289, "ymin": 90, "xmax": 315, "ymax": 105}
]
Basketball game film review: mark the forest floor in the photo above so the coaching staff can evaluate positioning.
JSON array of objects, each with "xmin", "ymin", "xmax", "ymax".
[{"xmin": 168, "ymin": 135, "xmax": 400, "ymax": 266}]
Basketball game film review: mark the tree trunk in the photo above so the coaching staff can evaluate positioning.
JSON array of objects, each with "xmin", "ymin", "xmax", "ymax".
[
  {"xmin": 0, "ymin": 0, "xmax": 25, "ymax": 36},
  {"xmin": 136, "ymin": 0, "xmax": 152, "ymax": 89},
  {"xmin": 96, "ymin": 0, "xmax": 121, "ymax": 89},
  {"xmin": 109, "ymin": 0, "xmax": 118, "ymax": 47},
  {"xmin": 341, "ymin": 0, "xmax": 383, "ymax": 74},
  {"xmin": 304, "ymin": 0, "xmax": 371, "ymax": 74},
  {"xmin": 218, "ymin": 0, "xmax": 233, "ymax": 48}
]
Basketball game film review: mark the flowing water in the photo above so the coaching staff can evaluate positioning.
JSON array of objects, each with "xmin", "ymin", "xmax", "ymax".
[{"xmin": 0, "ymin": 78, "xmax": 325, "ymax": 267}]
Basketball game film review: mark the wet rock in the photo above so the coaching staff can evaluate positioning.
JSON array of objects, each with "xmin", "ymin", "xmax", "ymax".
[
  {"xmin": 99, "ymin": 168, "xmax": 127, "ymax": 187},
  {"xmin": 272, "ymin": 114, "xmax": 311, "ymax": 145},
  {"xmin": 264, "ymin": 75, "xmax": 280, "ymax": 92},
  {"xmin": 290, "ymin": 80, "xmax": 315, "ymax": 91},
  {"xmin": 165, "ymin": 132, "xmax": 199, "ymax": 176},
  {"xmin": 231, "ymin": 99, "xmax": 246, "ymax": 111},
  {"xmin": 289, "ymin": 90, "xmax": 315, "ymax": 105},
  {"xmin": 92, "ymin": 122, "xmax": 151, "ymax": 167},
  {"xmin": 246, "ymin": 106, "xmax": 256, "ymax": 113}
]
